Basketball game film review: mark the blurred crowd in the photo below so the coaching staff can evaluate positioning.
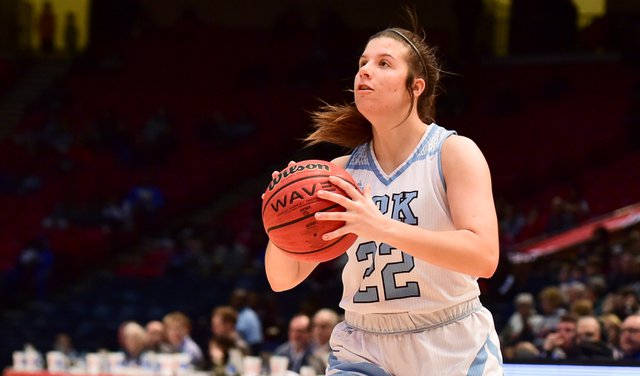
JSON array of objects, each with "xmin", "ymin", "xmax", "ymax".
[
  {"xmin": 494, "ymin": 221, "xmax": 640, "ymax": 363},
  {"xmin": 34, "ymin": 288, "xmax": 339, "ymax": 375}
]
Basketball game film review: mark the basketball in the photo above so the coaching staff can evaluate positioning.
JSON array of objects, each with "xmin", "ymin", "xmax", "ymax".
[{"xmin": 261, "ymin": 160, "xmax": 359, "ymax": 262}]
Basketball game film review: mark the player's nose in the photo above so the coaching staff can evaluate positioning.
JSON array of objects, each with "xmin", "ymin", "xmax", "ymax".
[{"xmin": 358, "ymin": 63, "xmax": 371, "ymax": 78}]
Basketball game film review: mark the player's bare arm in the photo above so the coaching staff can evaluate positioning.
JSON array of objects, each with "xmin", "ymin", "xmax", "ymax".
[{"xmin": 264, "ymin": 241, "xmax": 319, "ymax": 292}]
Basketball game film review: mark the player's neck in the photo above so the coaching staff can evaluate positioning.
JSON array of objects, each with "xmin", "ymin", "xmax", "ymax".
[{"xmin": 371, "ymin": 120, "xmax": 429, "ymax": 174}]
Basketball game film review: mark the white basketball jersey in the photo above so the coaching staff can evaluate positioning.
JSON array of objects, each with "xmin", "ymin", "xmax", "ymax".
[{"xmin": 340, "ymin": 123, "xmax": 481, "ymax": 314}]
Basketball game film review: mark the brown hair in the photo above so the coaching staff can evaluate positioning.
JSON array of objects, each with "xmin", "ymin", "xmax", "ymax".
[
  {"xmin": 539, "ymin": 286, "xmax": 566, "ymax": 309},
  {"xmin": 212, "ymin": 306, "xmax": 238, "ymax": 326},
  {"xmin": 163, "ymin": 311, "xmax": 192, "ymax": 331},
  {"xmin": 305, "ymin": 9, "xmax": 442, "ymax": 150}
]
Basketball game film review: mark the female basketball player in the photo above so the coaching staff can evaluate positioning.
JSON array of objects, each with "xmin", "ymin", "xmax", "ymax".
[{"xmin": 264, "ymin": 12, "xmax": 504, "ymax": 375}]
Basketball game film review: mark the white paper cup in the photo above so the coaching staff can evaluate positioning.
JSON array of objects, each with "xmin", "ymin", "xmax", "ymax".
[
  {"xmin": 299, "ymin": 365, "xmax": 317, "ymax": 376},
  {"xmin": 269, "ymin": 355, "xmax": 289, "ymax": 376},
  {"xmin": 242, "ymin": 356, "xmax": 262, "ymax": 376},
  {"xmin": 107, "ymin": 352, "xmax": 125, "ymax": 374},
  {"xmin": 47, "ymin": 351, "xmax": 67, "ymax": 372},
  {"xmin": 175, "ymin": 353, "xmax": 191, "ymax": 370},
  {"xmin": 24, "ymin": 350, "xmax": 43, "ymax": 371},
  {"xmin": 156, "ymin": 353, "xmax": 176, "ymax": 376},
  {"xmin": 141, "ymin": 352, "xmax": 158, "ymax": 371},
  {"xmin": 12, "ymin": 351, "xmax": 26, "ymax": 371},
  {"xmin": 85, "ymin": 353, "xmax": 103, "ymax": 375}
]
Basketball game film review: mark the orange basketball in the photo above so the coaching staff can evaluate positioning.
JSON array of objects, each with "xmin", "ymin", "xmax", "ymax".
[{"xmin": 261, "ymin": 160, "xmax": 359, "ymax": 262}]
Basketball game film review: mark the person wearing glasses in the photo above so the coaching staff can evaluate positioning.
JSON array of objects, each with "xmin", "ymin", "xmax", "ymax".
[{"xmin": 620, "ymin": 314, "xmax": 640, "ymax": 361}]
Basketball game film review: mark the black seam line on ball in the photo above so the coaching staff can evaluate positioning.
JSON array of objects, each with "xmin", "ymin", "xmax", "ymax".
[{"xmin": 266, "ymin": 203, "xmax": 342, "ymax": 233}]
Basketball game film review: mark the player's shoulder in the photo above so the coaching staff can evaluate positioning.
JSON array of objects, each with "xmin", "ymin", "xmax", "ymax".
[
  {"xmin": 441, "ymin": 134, "xmax": 489, "ymax": 171},
  {"xmin": 331, "ymin": 155, "xmax": 350, "ymax": 169},
  {"xmin": 442, "ymin": 134, "xmax": 480, "ymax": 154}
]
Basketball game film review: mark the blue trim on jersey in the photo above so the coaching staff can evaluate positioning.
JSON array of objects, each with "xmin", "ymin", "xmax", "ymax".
[
  {"xmin": 350, "ymin": 124, "xmax": 439, "ymax": 187},
  {"xmin": 328, "ymin": 352, "xmax": 392, "ymax": 376},
  {"xmin": 466, "ymin": 334, "xmax": 502, "ymax": 376},
  {"xmin": 346, "ymin": 124, "xmax": 457, "ymax": 189},
  {"xmin": 437, "ymin": 130, "xmax": 456, "ymax": 192}
]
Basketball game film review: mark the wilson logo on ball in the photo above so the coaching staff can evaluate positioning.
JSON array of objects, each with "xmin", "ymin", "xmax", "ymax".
[
  {"xmin": 267, "ymin": 162, "xmax": 332, "ymax": 191},
  {"xmin": 261, "ymin": 159, "xmax": 359, "ymax": 263}
]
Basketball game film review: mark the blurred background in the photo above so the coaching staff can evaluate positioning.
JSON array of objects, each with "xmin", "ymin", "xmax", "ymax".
[{"xmin": 0, "ymin": 0, "xmax": 639, "ymax": 372}]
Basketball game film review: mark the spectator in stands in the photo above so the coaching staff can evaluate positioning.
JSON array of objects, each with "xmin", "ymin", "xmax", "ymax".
[
  {"xmin": 541, "ymin": 314, "xmax": 578, "ymax": 359},
  {"xmin": 208, "ymin": 335, "xmax": 243, "ymax": 376},
  {"xmin": 145, "ymin": 320, "xmax": 165, "ymax": 353},
  {"xmin": 620, "ymin": 314, "xmax": 640, "ymax": 361},
  {"xmin": 229, "ymin": 288, "xmax": 263, "ymax": 355},
  {"xmin": 52, "ymin": 333, "xmax": 80, "ymax": 364},
  {"xmin": 162, "ymin": 311, "xmax": 204, "ymax": 368},
  {"xmin": 611, "ymin": 287, "xmax": 640, "ymax": 321},
  {"xmin": 311, "ymin": 308, "xmax": 339, "ymax": 369},
  {"xmin": 569, "ymin": 298, "xmax": 595, "ymax": 317},
  {"xmin": 538, "ymin": 286, "xmax": 567, "ymax": 340},
  {"xmin": 118, "ymin": 320, "xmax": 134, "ymax": 351},
  {"xmin": 210, "ymin": 306, "xmax": 250, "ymax": 356},
  {"xmin": 600, "ymin": 313, "xmax": 623, "ymax": 356},
  {"xmin": 500, "ymin": 293, "xmax": 543, "ymax": 347},
  {"xmin": 562, "ymin": 281, "xmax": 589, "ymax": 309},
  {"xmin": 573, "ymin": 315, "xmax": 614, "ymax": 360},
  {"xmin": 273, "ymin": 314, "xmax": 325, "ymax": 374},
  {"xmin": 510, "ymin": 341, "xmax": 540, "ymax": 360},
  {"xmin": 121, "ymin": 321, "xmax": 149, "ymax": 366}
]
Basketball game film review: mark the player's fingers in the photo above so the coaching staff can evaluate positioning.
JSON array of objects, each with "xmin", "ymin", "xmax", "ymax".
[
  {"xmin": 317, "ymin": 189, "xmax": 351, "ymax": 207},
  {"xmin": 328, "ymin": 176, "xmax": 361, "ymax": 198},
  {"xmin": 320, "ymin": 227, "xmax": 346, "ymax": 241},
  {"xmin": 288, "ymin": 160, "xmax": 296, "ymax": 166},
  {"xmin": 314, "ymin": 210, "xmax": 346, "ymax": 222}
]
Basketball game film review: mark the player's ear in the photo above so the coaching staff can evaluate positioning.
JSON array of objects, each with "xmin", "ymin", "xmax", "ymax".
[{"xmin": 413, "ymin": 78, "xmax": 426, "ymax": 96}]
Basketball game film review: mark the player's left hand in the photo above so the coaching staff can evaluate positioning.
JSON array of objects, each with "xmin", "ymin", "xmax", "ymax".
[{"xmin": 314, "ymin": 175, "xmax": 388, "ymax": 241}]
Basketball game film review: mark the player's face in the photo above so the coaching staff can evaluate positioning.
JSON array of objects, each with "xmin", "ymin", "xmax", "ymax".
[{"xmin": 354, "ymin": 37, "xmax": 412, "ymax": 123}]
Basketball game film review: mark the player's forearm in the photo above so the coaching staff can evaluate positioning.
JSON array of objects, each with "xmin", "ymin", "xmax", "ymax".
[
  {"xmin": 264, "ymin": 241, "xmax": 319, "ymax": 291},
  {"xmin": 380, "ymin": 220, "xmax": 499, "ymax": 278}
]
